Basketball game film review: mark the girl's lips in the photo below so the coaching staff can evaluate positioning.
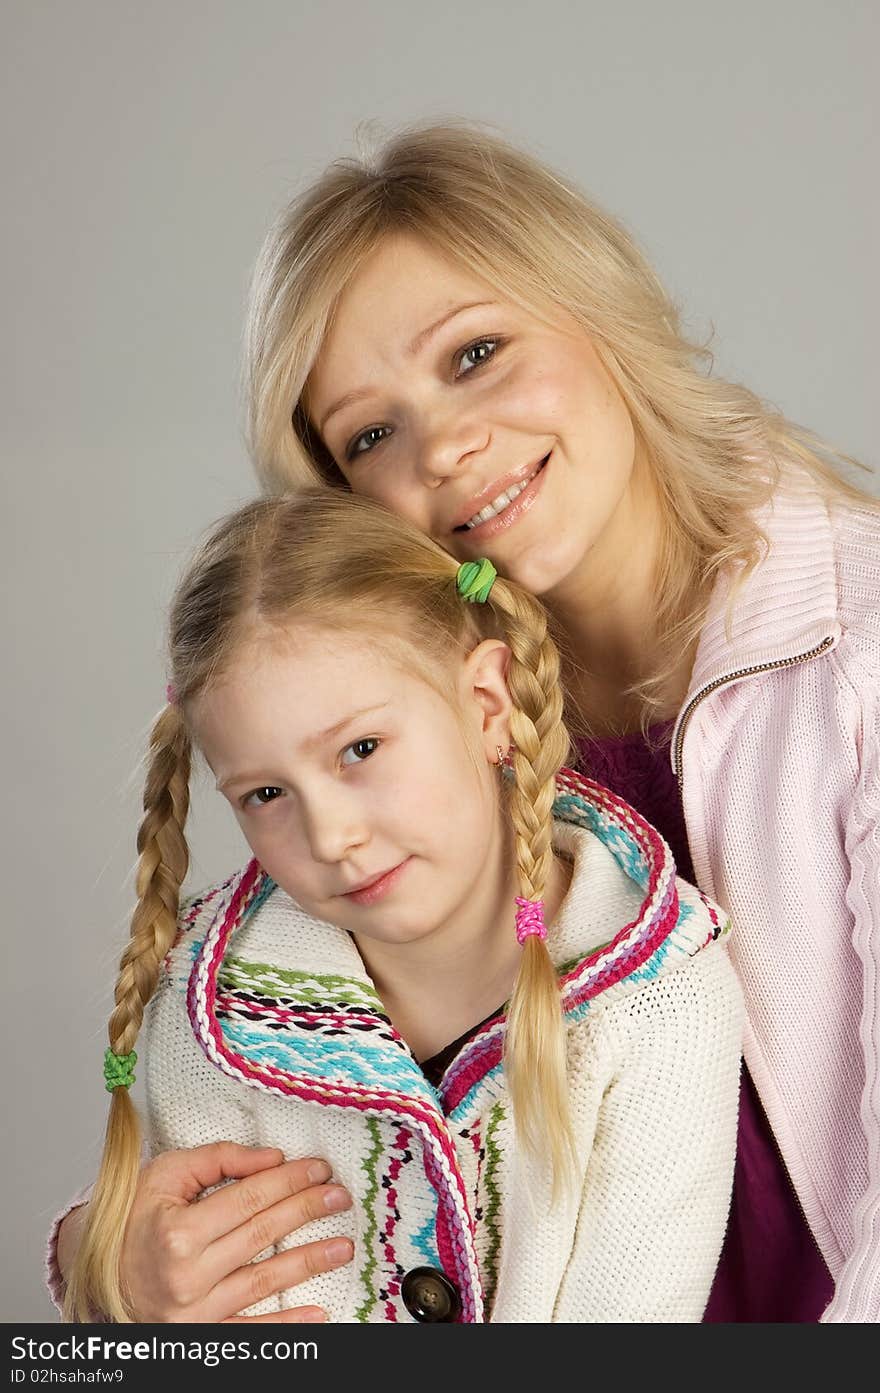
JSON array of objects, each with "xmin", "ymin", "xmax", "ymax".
[
  {"xmin": 455, "ymin": 454, "xmax": 550, "ymax": 541},
  {"xmin": 342, "ymin": 857, "xmax": 412, "ymax": 906}
]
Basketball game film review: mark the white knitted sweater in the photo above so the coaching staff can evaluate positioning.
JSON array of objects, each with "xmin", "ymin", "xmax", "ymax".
[{"xmin": 145, "ymin": 774, "xmax": 743, "ymax": 1322}]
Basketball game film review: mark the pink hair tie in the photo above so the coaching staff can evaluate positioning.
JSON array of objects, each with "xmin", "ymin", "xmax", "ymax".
[
  {"xmin": 514, "ymin": 896, "xmax": 546, "ymax": 945},
  {"xmin": 165, "ymin": 682, "xmax": 177, "ymax": 706}
]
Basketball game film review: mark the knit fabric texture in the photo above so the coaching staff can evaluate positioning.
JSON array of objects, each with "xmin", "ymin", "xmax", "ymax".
[{"xmin": 143, "ymin": 772, "xmax": 743, "ymax": 1322}]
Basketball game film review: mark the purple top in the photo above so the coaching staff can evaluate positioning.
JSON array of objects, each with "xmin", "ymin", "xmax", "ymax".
[{"xmin": 576, "ymin": 722, "xmax": 834, "ymax": 1322}]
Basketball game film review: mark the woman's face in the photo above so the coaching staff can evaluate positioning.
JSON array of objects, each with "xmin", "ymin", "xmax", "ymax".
[{"xmin": 305, "ymin": 233, "xmax": 637, "ymax": 599}]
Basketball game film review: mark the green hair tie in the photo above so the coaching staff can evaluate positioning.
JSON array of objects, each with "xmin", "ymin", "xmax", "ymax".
[
  {"xmin": 455, "ymin": 557, "xmax": 497, "ymax": 604},
  {"xmin": 104, "ymin": 1048, "xmax": 137, "ymax": 1092}
]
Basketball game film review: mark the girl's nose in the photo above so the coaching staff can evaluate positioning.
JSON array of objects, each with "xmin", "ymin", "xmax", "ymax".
[{"xmin": 301, "ymin": 795, "xmax": 369, "ymax": 865}]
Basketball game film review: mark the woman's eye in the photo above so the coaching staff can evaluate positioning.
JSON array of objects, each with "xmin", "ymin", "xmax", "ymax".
[
  {"xmin": 243, "ymin": 786, "xmax": 284, "ymax": 809},
  {"xmin": 456, "ymin": 337, "xmax": 499, "ymax": 375},
  {"xmin": 346, "ymin": 424, "xmax": 391, "ymax": 462},
  {"xmin": 341, "ymin": 737, "xmax": 380, "ymax": 766}
]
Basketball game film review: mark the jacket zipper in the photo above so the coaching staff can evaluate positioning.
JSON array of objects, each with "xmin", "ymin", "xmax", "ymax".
[
  {"xmin": 673, "ymin": 630, "xmax": 839, "ymax": 1287},
  {"xmin": 674, "ymin": 635, "xmax": 837, "ymax": 793}
]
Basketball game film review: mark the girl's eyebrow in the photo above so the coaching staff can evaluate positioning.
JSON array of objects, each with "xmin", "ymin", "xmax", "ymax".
[
  {"xmin": 215, "ymin": 702, "xmax": 391, "ymax": 791},
  {"xmin": 302, "ymin": 701, "xmax": 391, "ymax": 753},
  {"xmin": 317, "ymin": 300, "xmax": 496, "ymax": 434}
]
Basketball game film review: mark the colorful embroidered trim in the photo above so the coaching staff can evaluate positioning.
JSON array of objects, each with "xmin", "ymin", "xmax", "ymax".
[
  {"xmin": 186, "ymin": 860, "xmax": 483, "ymax": 1323},
  {"xmin": 440, "ymin": 766, "xmax": 683, "ymax": 1117},
  {"xmin": 355, "ymin": 1117, "xmax": 384, "ymax": 1323},
  {"xmin": 455, "ymin": 558, "xmax": 496, "ymax": 604},
  {"xmin": 480, "ymin": 1103, "xmax": 505, "ymax": 1312}
]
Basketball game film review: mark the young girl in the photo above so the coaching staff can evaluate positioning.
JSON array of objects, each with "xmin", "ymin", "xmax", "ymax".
[{"xmin": 65, "ymin": 489, "xmax": 742, "ymax": 1324}]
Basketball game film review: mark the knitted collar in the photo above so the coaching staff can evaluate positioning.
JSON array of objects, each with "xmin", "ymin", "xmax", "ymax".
[{"xmin": 680, "ymin": 469, "xmax": 841, "ymax": 706}]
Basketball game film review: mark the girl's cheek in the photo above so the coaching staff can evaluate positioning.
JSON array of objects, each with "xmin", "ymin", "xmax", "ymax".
[{"xmin": 238, "ymin": 808, "xmax": 287, "ymax": 852}]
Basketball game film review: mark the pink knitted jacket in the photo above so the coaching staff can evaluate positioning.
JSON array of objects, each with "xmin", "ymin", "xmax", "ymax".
[{"xmin": 671, "ymin": 468, "xmax": 880, "ymax": 1322}]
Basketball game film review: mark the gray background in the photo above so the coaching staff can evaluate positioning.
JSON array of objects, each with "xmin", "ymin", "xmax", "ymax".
[{"xmin": 2, "ymin": 1, "xmax": 877, "ymax": 1320}]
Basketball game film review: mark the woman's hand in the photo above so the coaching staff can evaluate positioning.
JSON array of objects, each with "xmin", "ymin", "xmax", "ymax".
[{"xmin": 60, "ymin": 1144, "xmax": 354, "ymax": 1322}]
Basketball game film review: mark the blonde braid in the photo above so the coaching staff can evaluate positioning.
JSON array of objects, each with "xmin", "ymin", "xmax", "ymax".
[
  {"xmin": 488, "ymin": 579, "xmax": 575, "ymax": 1194},
  {"xmin": 64, "ymin": 705, "xmax": 191, "ymax": 1323}
]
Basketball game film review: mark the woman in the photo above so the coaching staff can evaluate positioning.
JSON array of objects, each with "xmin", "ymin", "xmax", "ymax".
[{"xmin": 52, "ymin": 122, "xmax": 879, "ymax": 1322}]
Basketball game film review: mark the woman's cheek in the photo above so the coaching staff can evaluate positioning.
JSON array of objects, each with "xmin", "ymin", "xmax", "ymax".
[{"xmin": 498, "ymin": 361, "xmax": 569, "ymax": 425}]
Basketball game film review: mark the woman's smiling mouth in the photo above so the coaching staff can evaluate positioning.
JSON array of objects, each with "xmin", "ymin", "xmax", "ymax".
[{"xmin": 454, "ymin": 454, "xmax": 550, "ymax": 536}]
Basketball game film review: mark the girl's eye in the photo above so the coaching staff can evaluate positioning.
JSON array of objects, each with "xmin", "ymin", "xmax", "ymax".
[
  {"xmin": 341, "ymin": 737, "xmax": 380, "ymax": 766},
  {"xmin": 243, "ymin": 786, "xmax": 284, "ymax": 809},
  {"xmin": 346, "ymin": 424, "xmax": 392, "ymax": 462},
  {"xmin": 456, "ymin": 337, "xmax": 499, "ymax": 375}
]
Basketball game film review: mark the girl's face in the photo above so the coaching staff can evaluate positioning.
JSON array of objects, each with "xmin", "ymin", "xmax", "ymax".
[
  {"xmin": 305, "ymin": 233, "xmax": 637, "ymax": 600},
  {"xmin": 190, "ymin": 625, "xmax": 513, "ymax": 953}
]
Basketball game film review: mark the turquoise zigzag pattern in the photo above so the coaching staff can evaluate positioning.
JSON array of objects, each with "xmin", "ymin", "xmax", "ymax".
[
  {"xmin": 412, "ymin": 1213, "xmax": 441, "ymax": 1267},
  {"xmin": 220, "ymin": 1018, "xmax": 437, "ymax": 1105}
]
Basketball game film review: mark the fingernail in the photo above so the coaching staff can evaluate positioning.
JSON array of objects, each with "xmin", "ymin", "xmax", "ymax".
[
  {"xmin": 299, "ymin": 1308, "xmax": 329, "ymax": 1323},
  {"xmin": 323, "ymin": 1186, "xmax": 351, "ymax": 1213},
  {"xmin": 307, "ymin": 1161, "xmax": 331, "ymax": 1185},
  {"xmin": 326, "ymin": 1237, "xmax": 354, "ymax": 1265}
]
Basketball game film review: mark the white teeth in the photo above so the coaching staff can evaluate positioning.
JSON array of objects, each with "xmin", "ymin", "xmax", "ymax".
[{"xmin": 464, "ymin": 465, "xmax": 542, "ymax": 530}]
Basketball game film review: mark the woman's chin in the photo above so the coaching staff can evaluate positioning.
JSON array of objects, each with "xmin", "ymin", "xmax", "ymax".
[{"xmin": 496, "ymin": 538, "xmax": 587, "ymax": 600}]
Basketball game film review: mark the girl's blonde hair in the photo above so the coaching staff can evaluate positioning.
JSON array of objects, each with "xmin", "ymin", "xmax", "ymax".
[
  {"xmin": 65, "ymin": 490, "xmax": 572, "ymax": 1323},
  {"xmin": 245, "ymin": 120, "xmax": 873, "ymax": 718}
]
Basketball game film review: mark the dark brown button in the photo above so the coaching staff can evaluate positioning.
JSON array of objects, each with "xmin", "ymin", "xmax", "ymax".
[{"xmin": 401, "ymin": 1266, "xmax": 461, "ymax": 1323}]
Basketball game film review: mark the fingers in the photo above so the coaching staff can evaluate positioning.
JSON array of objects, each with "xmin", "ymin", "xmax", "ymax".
[
  {"xmin": 208, "ymin": 1237, "xmax": 355, "ymax": 1322},
  {"xmin": 186, "ymin": 1157, "xmax": 342, "ymax": 1249},
  {"xmin": 117, "ymin": 1147, "xmax": 355, "ymax": 1323},
  {"xmin": 204, "ymin": 1180, "xmax": 353, "ymax": 1285},
  {"xmin": 143, "ymin": 1143, "xmax": 288, "ymax": 1205}
]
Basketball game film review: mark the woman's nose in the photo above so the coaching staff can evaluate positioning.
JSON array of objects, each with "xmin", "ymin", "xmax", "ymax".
[{"xmin": 415, "ymin": 407, "xmax": 490, "ymax": 485}]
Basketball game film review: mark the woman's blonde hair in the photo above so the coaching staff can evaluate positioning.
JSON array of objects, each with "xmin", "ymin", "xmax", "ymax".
[
  {"xmin": 65, "ymin": 490, "xmax": 573, "ymax": 1323},
  {"xmin": 245, "ymin": 120, "xmax": 873, "ymax": 719}
]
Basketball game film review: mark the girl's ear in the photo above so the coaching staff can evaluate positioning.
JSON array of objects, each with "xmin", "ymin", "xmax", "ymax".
[{"xmin": 459, "ymin": 639, "xmax": 513, "ymax": 762}]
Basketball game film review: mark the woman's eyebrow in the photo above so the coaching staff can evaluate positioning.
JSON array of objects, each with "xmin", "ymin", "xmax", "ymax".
[
  {"xmin": 318, "ymin": 300, "xmax": 496, "ymax": 434},
  {"xmin": 318, "ymin": 387, "xmax": 373, "ymax": 435},
  {"xmin": 407, "ymin": 299, "xmax": 496, "ymax": 357}
]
